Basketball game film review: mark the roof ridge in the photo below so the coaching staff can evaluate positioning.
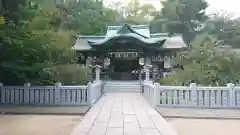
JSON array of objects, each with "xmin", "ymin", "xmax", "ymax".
[
  {"xmin": 115, "ymin": 24, "xmax": 149, "ymax": 39},
  {"xmin": 108, "ymin": 24, "xmax": 149, "ymax": 30}
]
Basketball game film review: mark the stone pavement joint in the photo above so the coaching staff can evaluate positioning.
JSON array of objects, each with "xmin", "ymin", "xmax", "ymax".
[{"xmin": 70, "ymin": 92, "xmax": 178, "ymax": 135}]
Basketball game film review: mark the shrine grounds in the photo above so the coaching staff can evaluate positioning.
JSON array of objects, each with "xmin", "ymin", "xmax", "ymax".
[
  {"xmin": 0, "ymin": 115, "xmax": 82, "ymax": 135},
  {"xmin": 1, "ymin": 108, "xmax": 240, "ymax": 135}
]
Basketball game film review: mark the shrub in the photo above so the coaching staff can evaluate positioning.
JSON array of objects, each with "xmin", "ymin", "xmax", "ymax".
[
  {"xmin": 50, "ymin": 64, "xmax": 92, "ymax": 85},
  {"xmin": 158, "ymin": 74, "xmax": 182, "ymax": 86}
]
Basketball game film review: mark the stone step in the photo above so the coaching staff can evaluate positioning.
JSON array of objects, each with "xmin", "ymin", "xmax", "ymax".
[
  {"xmin": 103, "ymin": 89, "xmax": 141, "ymax": 92},
  {"xmin": 106, "ymin": 81, "xmax": 140, "ymax": 84},
  {"xmin": 103, "ymin": 87, "xmax": 141, "ymax": 92},
  {"xmin": 106, "ymin": 83, "xmax": 140, "ymax": 85},
  {"xmin": 103, "ymin": 81, "xmax": 141, "ymax": 92},
  {"xmin": 104, "ymin": 84, "xmax": 140, "ymax": 86}
]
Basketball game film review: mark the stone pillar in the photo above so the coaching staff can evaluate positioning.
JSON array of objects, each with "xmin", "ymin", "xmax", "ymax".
[
  {"xmin": 55, "ymin": 82, "xmax": 62, "ymax": 104},
  {"xmin": 144, "ymin": 65, "xmax": 152, "ymax": 81},
  {"xmin": 93, "ymin": 65, "xmax": 102, "ymax": 82},
  {"xmin": 227, "ymin": 83, "xmax": 235, "ymax": 107}
]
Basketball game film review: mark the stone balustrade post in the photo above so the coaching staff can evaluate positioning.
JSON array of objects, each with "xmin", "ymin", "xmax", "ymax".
[
  {"xmin": 0, "ymin": 82, "xmax": 3, "ymax": 103},
  {"xmin": 153, "ymin": 83, "xmax": 160, "ymax": 107},
  {"xmin": 87, "ymin": 82, "xmax": 93, "ymax": 106},
  {"xmin": 190, "ymin": 83, "xmax": 197, "ymax": 106},
  {"xmin": 24, "ymin": 83, "xmax": 31, "ymax": 103},
  {"xmin": 227, "ymin": 83, "xmax": 235, "ymax": 107},
  {"xmin": 55, "ymin": 82, "xmax": 62, "ymax": 104}
]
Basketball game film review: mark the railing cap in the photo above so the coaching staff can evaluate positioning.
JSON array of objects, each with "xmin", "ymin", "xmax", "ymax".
[
  {"xmin": 190, "ymin": 83, "xmax": 197, "ymax": 87},
  {"xmin": 227, "ymin": 83, "xmax": 235, "ymax": 88},
  {"xmin": 24, "ymin": 83, "xmax": 31, "ymax": 87},
  {"xmin": 55, "ymin": 82, "xmax": 62, "ymax": 87}
]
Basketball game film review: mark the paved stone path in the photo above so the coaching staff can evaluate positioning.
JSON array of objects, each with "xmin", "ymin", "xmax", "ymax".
[{"xmin": 70, "ymin": 92, "xmax": 177, "ymax": 135}]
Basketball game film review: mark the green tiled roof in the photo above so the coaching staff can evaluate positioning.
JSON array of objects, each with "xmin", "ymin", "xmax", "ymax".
[{"xmin": 73, "ymin": 24, "xmax": 187, "ymax": 51}]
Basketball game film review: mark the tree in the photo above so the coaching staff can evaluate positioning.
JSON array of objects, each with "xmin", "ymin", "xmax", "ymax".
[
  {"xmin": 107, "ymin": 0, "xmax": 156, "ymax": 25},
  {"xmin": 0, "ymin": 0, "xmax": 86, "ymax": 85},
  {"xmin": 160, "ymin": 34, "xmax": 240, "ymax": 86},
  {"xmin": 203, "ymin": 12, "xmax": 240, "ymax": 48},
  {"xmin": 151, "ymin": 0, "xmax": 208, "ymax": 45}
]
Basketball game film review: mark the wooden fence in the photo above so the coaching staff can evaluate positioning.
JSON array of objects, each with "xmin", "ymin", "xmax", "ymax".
[
  {"xmin": 143, "ymin": 82, "xmax": 240, "ymax": 108},
  {"xmin": 0, "ymin": 81, "xmax": 103, "ymax": 106}
]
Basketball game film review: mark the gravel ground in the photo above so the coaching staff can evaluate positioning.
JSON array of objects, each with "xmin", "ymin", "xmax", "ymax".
[
  {"xmin": 167, "ymin": 118, "xmax": 240, "ymax": 135},
  {"xmin": 0, "ymin": 115, "xmax": 82, "ymax": 135}
]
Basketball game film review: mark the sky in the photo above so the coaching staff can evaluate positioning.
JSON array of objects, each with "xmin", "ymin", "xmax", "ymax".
[{"xmin": 104, "ymin": 0, "xmax": 240, "ymax": 16}]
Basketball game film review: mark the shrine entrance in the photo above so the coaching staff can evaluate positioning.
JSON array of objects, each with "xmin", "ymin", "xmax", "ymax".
[
  {"xmin": 74, "ymin": 24, "xmax": 187, "ymax": 81},
  {"xmin": 110, "ymin": 59, "xmax": 140, "ymax": 80}
]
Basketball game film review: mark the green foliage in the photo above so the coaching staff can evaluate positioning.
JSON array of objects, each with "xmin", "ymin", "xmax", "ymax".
[
  {"xmin": 160, "ymin": 34, "xmax": 240, "ymax": 86},
  {"xmin": 50, "ymin": 64, "xmax": 91, "ymax": 85},
  {"xmin": 0, "ymin": 0, "xmax": 89, "ymax": 85},
  {"xmin": 203, "ymin": 13, "xmax": 240, "ymax": 48},
  {"xmin": 2, "ymin": 0, "xmax": 240, "ymax": 86},
  {"xmin": 107, "ymin": 0, "xmax": 156, "ymax": 25},
  {"xmin": 159, "ymin": 74, "xmax": 182, "ymax": 86},
  {"xmin": 151, "ymin": 0, "xmax": 208, "ymax": 44}
]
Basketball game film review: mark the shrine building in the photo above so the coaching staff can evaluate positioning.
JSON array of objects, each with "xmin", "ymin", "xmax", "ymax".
[{"xmin": 73, "ymin": 24, "xmax": 187, "ymax": 80}]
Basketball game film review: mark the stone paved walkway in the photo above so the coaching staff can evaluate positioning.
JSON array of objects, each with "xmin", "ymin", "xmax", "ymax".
[{"xmin": 70, "ymin": 92, "xmax": 177, "ymax": 135}]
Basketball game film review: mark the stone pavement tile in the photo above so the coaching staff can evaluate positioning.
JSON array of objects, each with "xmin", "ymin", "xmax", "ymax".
[
  {"xmin": 71, "ymin": 93, "xmax": 177, "ymax": 135},
  {"xmin": 124, "ymin": 115, "xmax": 138, "ymax": 123},
  {"xmin": 88, "ymin": 122, "xmax": 108, "ymax": 135},
  {"xmin": 108, "ymin": 117, "xmax": 124, "ymax": 128},
  {"xmin": 150, "ymin": 115, "xmax": 178, "ymax": 135},
  {"xmin": 122, "ymin": 97, "xmax": 135, "ymax": 115},
  {"xmin": 141, "ymin": 129, "xmax": 161, "ymax": 135},
  {"xmin": 95, "ymin": 114, "xmax": 111, "ymax": 123},
  {"xmin": 132, "ymin": 105, "xmax": 156, "ymax": 128},
  {"xmin": 111, "ymin": 112, "xmax": 123, "ymax": 117},
  {"xmin": 125, "ymin": 94, "xmax": 156, "ymax": 129},
  {"xmin": 139, "ymin": 121, "xmax": 156, "ymax": 129},
  {"xmin": 111, "ymin": 96, "xmax": 123, "ymax": 117},
  {"xmin": 69, "ymin": 98, "xmax": 106, "ymax": 135},
  {"xmin": 95, "ymin": 97, "xmax": 114, "ymax": 123},
  {"xmin": 136, "ymin": 96, "xmax": 158, "ymax": 115},
  {"xmin": 122, "ymin": 104, "xmax": 135, "ymax": 115},
  {"xmin": 124, "ymin": 123, "xmax": 142, "ymax": 135},
  {"xmin": 106, "ymin": 128, "xmax": 124, "ymax": 135}
]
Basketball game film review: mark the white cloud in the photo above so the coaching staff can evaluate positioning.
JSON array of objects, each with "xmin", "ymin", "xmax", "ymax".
[{"xmin": 207, "ymin": 0, "xmax": 240, "ymax": 15}]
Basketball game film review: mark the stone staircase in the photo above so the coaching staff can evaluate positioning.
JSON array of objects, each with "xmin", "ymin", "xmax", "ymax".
[{"xmin": 103, "ymin": 81, "xmax": 141, "ymax": 92}]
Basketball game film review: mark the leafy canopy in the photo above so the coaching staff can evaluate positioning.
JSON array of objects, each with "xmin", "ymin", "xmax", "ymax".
[{"xmin": 151, "ymin": 0, "xmax": 208, "ymax": 44}]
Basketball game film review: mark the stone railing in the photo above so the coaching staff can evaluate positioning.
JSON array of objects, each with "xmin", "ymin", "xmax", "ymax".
[
  {"xmin": 88, "ymin": 81, "xmax": 103, "ymax": 106},
  {"xmin": 0, "ymin": 81, "xmax": 103, "ymax": 107},
  {"xmin": 143, "ymin": 82, "xmax": 240, "ymax": 108}
]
